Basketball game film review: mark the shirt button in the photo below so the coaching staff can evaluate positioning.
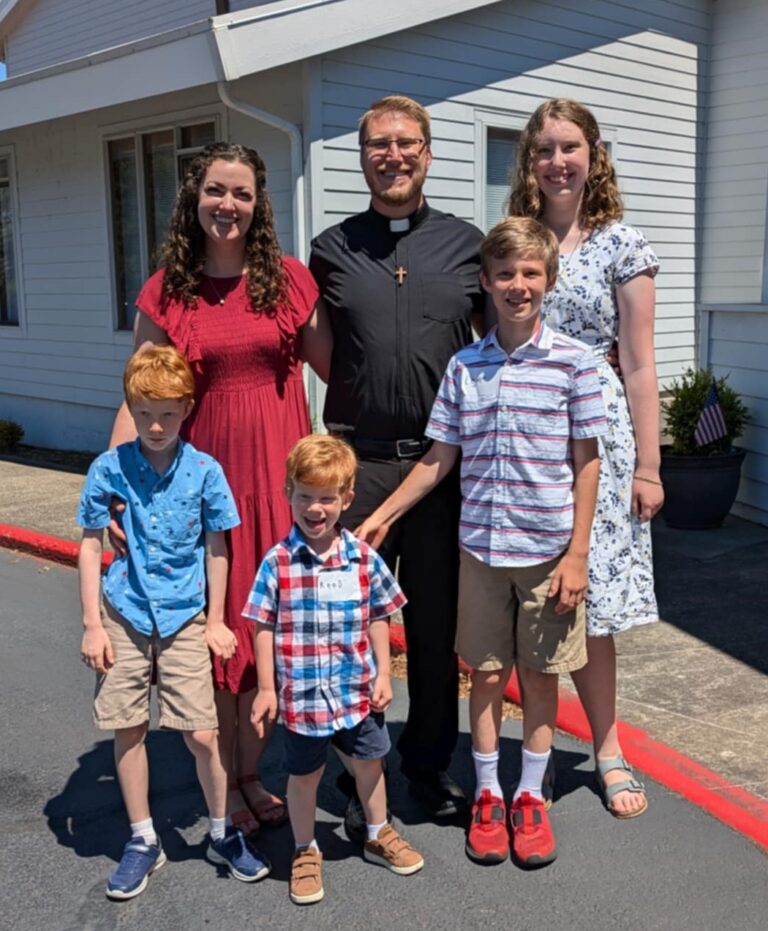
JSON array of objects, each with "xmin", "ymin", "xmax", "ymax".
[
  {"xmin": 149, "ymin": 545, "xmax": 156, "ymax": 552},
  {"xmin": 149, "ymin": 573, "xmax": 156, "ymax": 579},
  {"xmin": 151, "ymin": 516, "xmax": 157, "ymax": 523}
]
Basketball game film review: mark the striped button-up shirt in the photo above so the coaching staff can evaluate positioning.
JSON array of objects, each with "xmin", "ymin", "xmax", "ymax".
[
  {"xmin": 426, "ymin": 323, "xmax": 607, "ymax": 567},
  {"xmin": 242, "ymin": 526, "xmax": 406, "ymax": 737}
]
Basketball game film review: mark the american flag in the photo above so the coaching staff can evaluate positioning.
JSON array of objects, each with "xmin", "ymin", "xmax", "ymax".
[{"xmin": 694, "ymin": 379, "xmax": 728, "ymax": 447}]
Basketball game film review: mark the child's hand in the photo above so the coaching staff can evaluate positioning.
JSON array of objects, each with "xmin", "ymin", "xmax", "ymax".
[
  {"xmin": 370, "ymin": 673, "xmax": 393, "ymax": 713},
  {"xmin": 80, "ymin": 626, "xmax": 115, "ymax": 675},
  {"xmin": 250, "ymin": 690, "xmax": 278, "ymax": 738},
  {"xmin": 206, "ymin": 621, "xmax": 237, "ymax": 660},
  {"xmin": 355, "ymin": 516, "xmax": 391, "ymax": 550},
  {"xmin": 548, "ymin": 553, "xmax": 588, "ymax": 615}
]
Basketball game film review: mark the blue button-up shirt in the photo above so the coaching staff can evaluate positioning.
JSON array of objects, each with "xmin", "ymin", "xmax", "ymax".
[
  {"xmin": 426, "ymin": 323, "xmax": 607, "ymax": 567},
  {"xmin": 77, "ymin": 439, "xmax": 239, "ymax": 637}
]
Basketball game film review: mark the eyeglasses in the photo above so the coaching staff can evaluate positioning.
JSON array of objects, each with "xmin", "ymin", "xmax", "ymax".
[{"xmin": 362, "ymin": 137, "xmax": 427, "ymax": 158}]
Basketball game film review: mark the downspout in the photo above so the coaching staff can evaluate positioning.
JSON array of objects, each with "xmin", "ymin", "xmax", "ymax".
[{"xmin": 216, "ymin": 81, "xmax": 307, "ymax": 263}]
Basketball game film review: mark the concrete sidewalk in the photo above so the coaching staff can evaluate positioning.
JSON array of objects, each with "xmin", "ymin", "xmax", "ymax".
[{"xmin": 1, "ymin": 454, "xmax": 768, "ymax": 844}]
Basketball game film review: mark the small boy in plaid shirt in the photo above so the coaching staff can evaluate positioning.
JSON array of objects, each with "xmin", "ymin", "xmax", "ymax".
[{"xmin": 244, "ymin": 435, "xmax": 424, "ymax": 906}]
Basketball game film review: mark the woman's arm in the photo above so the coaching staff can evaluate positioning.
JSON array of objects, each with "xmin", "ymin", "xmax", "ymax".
[
  {"xmin": 616, "ymin": 270, "xmax": 664, "ymax": 522},
  {"xmin": 109, "ymin": 311, "xmax": 170, "ymax": 447},
  {"xmin": 298, "ymin": 298, "xmax": 333, "ymax": 384}
]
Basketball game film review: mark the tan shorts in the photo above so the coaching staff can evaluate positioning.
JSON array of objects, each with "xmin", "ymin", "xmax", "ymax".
[
  {"xmin": 93, "ymin": 600, "xmax": 218, "ymax": 731},
  {"xmin": 456, "ymin": 548, "xmax": 587, "ymax": 675}
]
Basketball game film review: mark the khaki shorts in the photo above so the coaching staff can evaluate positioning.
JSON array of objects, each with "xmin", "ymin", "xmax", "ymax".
[
  {"xmin": 93, "ymin": 600, "xmax": 218, "ymax": 731},
  {"xmin": 456, "ymin": 548, "xmax": 587, "ymax": 675}
]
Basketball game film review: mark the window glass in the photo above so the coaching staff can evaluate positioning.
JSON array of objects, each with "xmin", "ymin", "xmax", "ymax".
[
  {"xmin": 486, "ymin": 128, "xmax": 519, "ymax": 231},
  {"xmin": 108, "ymin": 138, "xmax": 143, "ymax": 331},
  {"xmin": 143, "ymin": 129, "xmax": 176, "ymax": 272},
  {"xmin": 0, "ymin": 156, "xmax": 19, "ymax": 326}
]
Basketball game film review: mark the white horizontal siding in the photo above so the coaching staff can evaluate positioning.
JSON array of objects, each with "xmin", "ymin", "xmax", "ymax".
[
  {"xmin": 699, "ymin": 0, "xmax": 768, "ymax": 306},
  {"xmin": 314, "ymin": 0, "xmax": 706, "ymax": 389},
  {"xmin": 5, "ymin": 0, "xmax": 212, "ymax": 76}
]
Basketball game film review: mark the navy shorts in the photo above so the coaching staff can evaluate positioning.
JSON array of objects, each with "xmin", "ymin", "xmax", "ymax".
[{"xmin": 284, "ymin": 713, "xmax": 391, "ymax": 776}]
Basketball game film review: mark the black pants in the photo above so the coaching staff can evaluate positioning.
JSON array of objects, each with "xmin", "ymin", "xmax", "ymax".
[{"xmin": 343, "ymin": 456, "xmax": 460, "ymax": 776}]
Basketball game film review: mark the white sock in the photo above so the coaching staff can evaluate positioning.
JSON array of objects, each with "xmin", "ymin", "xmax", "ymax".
[
  {"xmin": 472, "ymin": 748, "xmax": 502, "ymax": 800},
  {"xmin": 366, "ymin": 820, "xmax": 388, "ymax": 842},
  {"xmin": 130, "ymin": 818, "xmax": 157, "ymax": 847},
  {"xmin": 209, "ymin": 816, "xmax": 227, "ymax": 841},
  {"xmin": 514, "ymin": 748, "xmax": 551, "ymax": 801},
  {"xmin": 296, "ymin": 839, "xmax": 319, "ymax": 853}
]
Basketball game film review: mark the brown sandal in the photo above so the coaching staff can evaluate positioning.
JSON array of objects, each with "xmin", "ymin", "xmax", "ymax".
[
  {"xmin": 228, "ymin": 780, "xmax": 260, "ymax": 837},
  {"xmin": 238, "ymin": 773, "xmax": 289, "ymax": 829}
]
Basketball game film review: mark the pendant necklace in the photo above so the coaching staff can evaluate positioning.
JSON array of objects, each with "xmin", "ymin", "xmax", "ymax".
[{"xmin": 206, "ymin": 276, "xmax": 233, "ymax": 306}]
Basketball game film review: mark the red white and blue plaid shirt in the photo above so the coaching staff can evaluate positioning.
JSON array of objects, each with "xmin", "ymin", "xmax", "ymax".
[
  {"xmin": 426, "ymin": 322, "xmax": 608, "ymax": 567},
  {"xmin": 242, "ymin": 526, "xmax": 406, "ymax": 737}
]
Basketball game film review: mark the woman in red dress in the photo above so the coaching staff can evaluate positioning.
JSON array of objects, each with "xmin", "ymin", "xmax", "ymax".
[{"xmin": 110, "ymin": 143, "xmax": 331, "ymax": 834}]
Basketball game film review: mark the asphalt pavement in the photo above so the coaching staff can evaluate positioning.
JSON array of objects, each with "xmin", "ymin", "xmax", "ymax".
[{"xmin": 1, "ymin": 547, "xmax": 767, "ymax": 931}]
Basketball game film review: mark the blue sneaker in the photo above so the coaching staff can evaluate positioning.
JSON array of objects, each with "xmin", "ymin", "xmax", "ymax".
[
  {"xmin": 106, "ymin": 838, "xmax": 166, "ymax": 900},
  {"xmin": 207, "ymin": 826, "xmax": 271, "ymax": 882}
]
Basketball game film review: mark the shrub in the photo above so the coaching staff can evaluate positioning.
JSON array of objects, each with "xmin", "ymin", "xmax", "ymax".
[
  {"xmin": 662, "ymin": 368, "xmax": 748, "ymax": 457},
  {"xmin": 0, "ymin": 419, "xmax": 24, "ymax": 452}
]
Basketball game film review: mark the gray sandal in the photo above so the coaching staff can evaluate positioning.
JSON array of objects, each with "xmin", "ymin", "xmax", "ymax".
[{"xmin": 595, "ymin": 756, "xmax": 648, "ymax": 819}]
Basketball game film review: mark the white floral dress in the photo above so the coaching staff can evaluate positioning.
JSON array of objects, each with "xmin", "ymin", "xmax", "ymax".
[{"xmin": 542, "ymin": 222, "xmax": 660, "ymax": 636}]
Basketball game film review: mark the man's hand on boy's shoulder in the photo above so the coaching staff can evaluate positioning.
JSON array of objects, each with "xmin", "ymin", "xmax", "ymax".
[
  {"xmin": 250, "ymin": 690, "xmax": 278, "ymax": 738},
  {"xmin": 370, "ymin": 673, "xmax": 393, "ymax": 713},
  {"xmin": 548, "ymin": 552, "xmax": 589, "ymax": 615},
  {"xmin": 80, "ymin": 624, "xmax": 115, "ymax": 674},
  {"xmin": 205, "ymin": 619, "xmax": 237, "ymax": 660}
]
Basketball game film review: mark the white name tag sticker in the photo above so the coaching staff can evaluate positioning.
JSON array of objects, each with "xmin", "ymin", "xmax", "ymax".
[{"xmin": 317, "ymin": 570, "xmax": 360, "ymax": 602}]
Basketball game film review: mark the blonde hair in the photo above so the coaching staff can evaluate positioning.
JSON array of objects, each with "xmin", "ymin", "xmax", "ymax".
[
  {"xmin": 508, "ymin": 99, "xmax": 623, "ymax": 230},
  {"xmin": 285, "ymin": 435, "xmax": 357, "ymax": 496},
  {"xmin": 358, "ymin": 95, "xmax": 432, "ymax": 146},
  {"xmin": 481, "ymin": 217, "xmax": 560, "ymax": 285},
  {"xmin": 123, "ymin": 345, "xmax": 195, "ymax": 406}
]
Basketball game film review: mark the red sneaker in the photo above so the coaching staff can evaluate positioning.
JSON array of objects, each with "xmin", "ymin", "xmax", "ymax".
[
  {"xmin": 509, "ymin": 791, "xmax": 557, "ymax": 868},
  {"xmin": 465, "ymin": 789, "xmax": 509, "ymax": 864}
]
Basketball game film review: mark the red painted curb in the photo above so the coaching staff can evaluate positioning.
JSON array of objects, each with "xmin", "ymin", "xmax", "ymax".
[
  {"xmin": 0, "ymin": 524, "xmax": 113, "ymax": 571},
  {"xmin": 2, "ymin": 525, "xmax": 766, "ymax": 851},
  {"xmin": 390, "ymin": 624, "xmax": 768, "ymax": 852}
]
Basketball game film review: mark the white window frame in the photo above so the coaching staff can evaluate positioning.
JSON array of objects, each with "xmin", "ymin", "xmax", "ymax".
[
  {"xmin": 101, "ymin": 106, "xmax": 226, "ymax": 338},
  {"xmin": 473, "ymin": 108, "xmax": 619, "ymax": 232},
  {"xmin": 0, "ymin": 145, "xmax": 26, "ymax": 338}
]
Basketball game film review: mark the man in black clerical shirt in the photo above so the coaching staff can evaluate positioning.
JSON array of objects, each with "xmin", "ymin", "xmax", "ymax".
[{"xmin": 310, "ymin": 95, "xmax": 485, "ymax": 821}]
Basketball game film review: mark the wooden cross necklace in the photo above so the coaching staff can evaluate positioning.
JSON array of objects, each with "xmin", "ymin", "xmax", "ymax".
[{"xmin": 394, "ymin": 265, "xmax": 407, "ymax": 286}]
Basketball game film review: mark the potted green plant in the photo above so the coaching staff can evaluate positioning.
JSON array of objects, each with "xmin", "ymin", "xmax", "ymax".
[{"xmin": 660, "ymin": 368, "xmax": 749, "ymax": 529}]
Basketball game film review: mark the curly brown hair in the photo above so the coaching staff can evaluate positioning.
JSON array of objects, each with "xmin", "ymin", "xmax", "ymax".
[
  {"xmin": 507, "ymin": 99, "xmax": 623, "ymax": 230},
  {"xmin": 161, "ymin": 142, "xmax": 286, "ymax": 311}
]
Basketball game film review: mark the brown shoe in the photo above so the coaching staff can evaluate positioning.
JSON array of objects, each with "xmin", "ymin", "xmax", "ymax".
[
  {"xmin": 289, "ymin": 846, "xmax": 324, "ymax": 905},
  {"xmin": 363, "ymin": 825, "xmax": 424, "ymax": 875}
]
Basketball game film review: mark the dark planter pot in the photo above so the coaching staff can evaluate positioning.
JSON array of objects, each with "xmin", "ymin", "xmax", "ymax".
[{"xmin": 660, "ymin": 446, "xmax": 746, "ymax": 529}]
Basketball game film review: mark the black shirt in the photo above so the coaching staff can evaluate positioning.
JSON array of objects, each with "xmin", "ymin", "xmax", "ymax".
[{"xmin": 310, "ymin": 203, "xmax": 484, "ymax": 440}]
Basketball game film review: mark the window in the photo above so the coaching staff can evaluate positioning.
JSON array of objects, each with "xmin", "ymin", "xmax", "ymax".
[
  {"xmin": 0, "ymin": 155, "xmax": 19, "ymax": 326},
  {"xmin": 107, "ymin": 120, "xmax": 216, "ymax": 330},
  {"xmin": 485, "ymin": 128, "xmax": 519, "ymax": 231}
]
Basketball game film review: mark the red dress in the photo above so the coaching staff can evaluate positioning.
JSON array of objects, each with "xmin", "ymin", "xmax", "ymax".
[{"xmin": 137, "ymin": 257, "xmax": 318, "ymax": 692}]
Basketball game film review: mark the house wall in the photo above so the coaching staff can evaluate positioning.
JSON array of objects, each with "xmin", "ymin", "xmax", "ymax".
[
  {"xmin": 4, "ymin": 0, "xmax": 212, "ymax": 76},
  {"xmin": 699, "ymin": 0, "xmax": 768, "ymax": 524},
  {"xmin": 0, "ymin": 64, "xmax": 303, "ymax": 450},
  {"xmin": 311, "ymin": 0, "xmax": 709, "ymax": 385}
]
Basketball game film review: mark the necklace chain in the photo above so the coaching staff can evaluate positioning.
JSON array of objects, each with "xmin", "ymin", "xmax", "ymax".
[
  {"xmin": 206, "ymin": 276, "xmax": 231, "ymax": 306},
  {"xmin": 560, "ymin": 230, "xmax": 584, "ymax": 269}
]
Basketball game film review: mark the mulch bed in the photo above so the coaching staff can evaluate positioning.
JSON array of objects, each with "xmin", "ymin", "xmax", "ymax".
[{"xmin": 0, "ymin": 444, "xmax": 95, "ymax": 475}]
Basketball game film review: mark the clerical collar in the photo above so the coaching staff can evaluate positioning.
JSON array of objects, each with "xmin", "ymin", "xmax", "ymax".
[{"xmin": 367, "ymin": 201, "xmax": 430, "ymax": 234}]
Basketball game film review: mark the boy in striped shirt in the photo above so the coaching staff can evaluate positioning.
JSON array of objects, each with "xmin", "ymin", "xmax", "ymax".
[{"xmin": 357, "ymin": 217, "xmax": 607, "ymax": 869}]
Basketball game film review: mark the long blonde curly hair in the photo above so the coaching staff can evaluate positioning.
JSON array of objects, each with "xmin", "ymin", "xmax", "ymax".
[
  {"xmin": 161, "ymin": 142, "xmax": 286, "ymax": 311},
  {"xmin": 508, "ymin": 99, "xmax": 623, "ymax": 230}
]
